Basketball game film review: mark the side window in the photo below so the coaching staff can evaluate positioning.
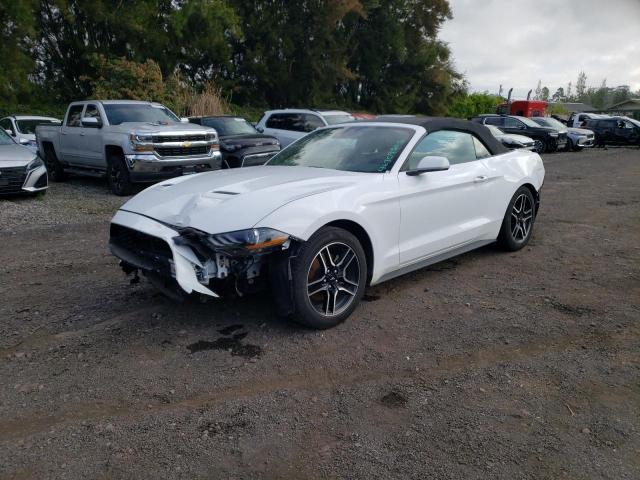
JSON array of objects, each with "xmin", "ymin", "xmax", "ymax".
[
  {"xmin": 484, "ymin": 117, "xmax": 504, "ymax": 127},
  {"xmin": 84, "ymin": 104, "xmax": 101, "ymax": 120},
  {"xmin": 266, "ymin": 113, "xmax": 295, "ymax": 130},
  {"xmin": 504, "ymin": 117, "xmax": 523, "ymax": 129},
  {"xmin": 0, "ymin": 118, "xmax": 14, "ymax": 135},
  {"xmin": 472, "ymin": 136, "xmax": 492, "ymax": 159},
  {"xmin": 405, "ymin": 130, "xmax": 478, "ymax": 169},
  {"xmin": 66, "ymin": 105, "xmax": 84, "ymax": 127},
  {"xmin": 301, "ymin": 114, "xmax": 324, "ymax": 132}
]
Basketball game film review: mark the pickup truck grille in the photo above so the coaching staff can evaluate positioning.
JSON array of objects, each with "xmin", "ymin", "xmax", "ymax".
[
  {"xmin": 153, "ymin": 135, "xmax": 208, "ymax": 143},
  {"xmin": 155, "ymin": 146, "xmax": 210, "ymax": 157},
  {"xmin": 0, "ymin": 167, "xmax": 27, "ymax": 194},
  {"xmin": 110, "ymin": 224, "xmax": 173, "ymax": 276}
]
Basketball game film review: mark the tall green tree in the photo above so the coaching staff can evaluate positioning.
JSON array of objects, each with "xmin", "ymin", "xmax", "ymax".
[
  {"xmin": 0, "ymin": 0, "xmax": 37, "ymax": 111},
  {"xmin": 343, "ymin": 0, "xmax": 459, "ymax": 114}
]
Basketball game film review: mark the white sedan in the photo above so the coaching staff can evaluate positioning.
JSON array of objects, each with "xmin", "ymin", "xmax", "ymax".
[{"xmin": 110, "ymin": 117, "xmax": 544, "ymax": 329}]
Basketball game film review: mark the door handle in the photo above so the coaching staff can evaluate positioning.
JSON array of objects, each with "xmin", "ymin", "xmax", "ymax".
[{"xmin": 474, "ymin": 175, "xmax": 489, "ymax": 183}]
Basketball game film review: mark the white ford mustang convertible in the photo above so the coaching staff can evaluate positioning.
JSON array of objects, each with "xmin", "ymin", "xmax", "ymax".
[{"xmin": 110, "ymin": 117, "xmax": 545, "ymax": 329}]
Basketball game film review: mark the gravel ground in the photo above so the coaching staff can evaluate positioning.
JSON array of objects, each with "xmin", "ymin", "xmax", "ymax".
[{"xmin": 1, "ymin": 147, "xmax": 639, "ymax": 479}]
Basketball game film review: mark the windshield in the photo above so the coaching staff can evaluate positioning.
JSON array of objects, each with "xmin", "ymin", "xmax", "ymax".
[
  {"xmin": 516, "ymin": 116, "xmax": 546, "ymax": 128},
  {"xmin": 486, "ymin": 125, "xmax": 504, "ymax": 137},
  {"xmin": 531, "ymin": 117, "xmax": 566, "ymax": 130},
  {"xmin": 103, "ymin": 104, "xmax": 180, "ymax": 126},
  {"xmin": 267, "ymin": 126, "xmax": 414, "ymax": 173},
  {"xmin": 201, "ymin": 117, "xmax": 257, "ymax": 136},
  {"xmin": 0, "ymin": 128, "xmax": 14, "ymax": 145},
  {"xmin": 16, "ymin": 119, "xmax": 60, "ymax": 134},
  {"xmin": 626, "ymin": 118, "xmax": 640, "ymax": 128},
  {"xmin": 323, "ymin": 114, "xmax": 355, "ymax": 125}
]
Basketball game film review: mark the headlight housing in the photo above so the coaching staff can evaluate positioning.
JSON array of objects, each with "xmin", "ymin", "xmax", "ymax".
[
  {"xmin": 176, "ymin": 227, "xmax": 291, "ymax": 256},
  {"xmin": 27, "ymin": 156, "xmax": 45, "ymax": 171},
  {"xmin": 549, "ymin": 132, "xmax": 559, "ymax": 138},
  {"xmin": 221, "ymin": 142, "xmax": 240, "ymax": 152},
  {"xmin": 130, "ymin": 133, "xmax": 154, "ymax": 152}
]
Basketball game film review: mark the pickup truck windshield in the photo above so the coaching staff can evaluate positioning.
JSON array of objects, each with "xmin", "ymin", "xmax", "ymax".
[
  {"xmin": 103, "ymin": 104, "xmax": 180, "ymax": 126},
  {"xmin": 267, "ymin": 126, "xmax": 413, "ymax": 173}
]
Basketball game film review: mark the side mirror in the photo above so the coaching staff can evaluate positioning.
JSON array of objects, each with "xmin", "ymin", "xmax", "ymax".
[
  {"xmin": 406, "ymin": 156, "xmax": 450, "ymax": 176},
  {"xmin": 256, "ymin": 126, "xmax": 264, "ymax": 133},
  {"xmin": 5, "ymin": 129, "xmax": 14, "ymax": 136},
  {"xmin": 180, "ymin": 117, "xmax": 189, "ymax": 123},
  {"xmin": 19, "ymin": 138, "xmax": 30, "ymax": 145},
  {"xmin": 81, "ymin": 117, "xmax": 102, "ymax": 128}
]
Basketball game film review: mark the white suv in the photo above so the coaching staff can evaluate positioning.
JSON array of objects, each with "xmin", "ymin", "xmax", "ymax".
[
  {"xmin": 256, "ymin": 109, "xmax": 354, "ymax": 147},
  {"xmin": 0, "ymin": 115, "xmax": 61, "ymax": 153}
]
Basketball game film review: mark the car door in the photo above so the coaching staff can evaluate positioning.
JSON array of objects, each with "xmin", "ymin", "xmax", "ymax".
[
  {"xmin": 502, "ymin": 117, "xmax": 527, "ymax": 135},
  {"xmin": 80, "ymin": 103, "xmax": 105, "ymax": 168},
  {"xmin": 60, "ymin": 104, "xmax": 85, "ymax": 164},
  {"xmin": 397, "ymin": 130, "xmax": 494, "ymax": 265},
  {"xmin": 613, "ymin": 120, "xmax": 638, "ymax": 145}
]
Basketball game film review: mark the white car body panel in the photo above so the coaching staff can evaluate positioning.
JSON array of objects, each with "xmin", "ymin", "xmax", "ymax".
[{"xmin": 112, "ymin": 123, "xmax": 544, "ymax": 295}]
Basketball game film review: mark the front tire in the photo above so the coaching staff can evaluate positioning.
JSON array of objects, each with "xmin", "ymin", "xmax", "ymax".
[
  {"xmin": 497, "ymin": 186, "xmax": 537, "ymax": 251},
  {"xmin": 107, "ymin": 154, "xmax": 134, "ymax": 196},
  {"xmin": 289, "ymin": 227, "xmax": 367, "ymax": 329},
  {"xmin": 43, "ymin": 145, "xmax": 67, "ymax": 182},
  {"xmin": 532, "ymin": 138, "xmax": 546, "ymax": 154}
]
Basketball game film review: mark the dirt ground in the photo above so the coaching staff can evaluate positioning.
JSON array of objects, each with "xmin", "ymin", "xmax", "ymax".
[{"xmin": 1, "ymin": 147, "xmax": 639, "ymax": 479}]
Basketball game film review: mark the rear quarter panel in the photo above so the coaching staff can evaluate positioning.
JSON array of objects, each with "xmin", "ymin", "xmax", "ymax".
[{"xmin": 481, "ymin": 150, "xmax": 545, "ymax": 238}]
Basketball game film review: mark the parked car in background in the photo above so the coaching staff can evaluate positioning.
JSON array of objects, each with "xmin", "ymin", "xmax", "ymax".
[
  {"xmin": 0, "ymin": 127, "xmax": 48, "ymax": 195},
  {"xmin": 530, "ymin": 117, "xmax": 594, "ymax": 150},
  {"xmin": 485, "ymin": 125, "xmax": 535, "ymax": 150},
  {"xmin": 255, "ymin": 109, "xmax": 354, "ymax": 147},
  {"xmin": 36, "ymin": 100, "xmax": 222, "ymax": 195},
  {"xmin": 0, "ymin": 115, "xmax": 60, "ymax": 153},
  {"xmin": 189, "ymin": 115, "xmax": 280, "ymax": 168},
  {"xmin": 351, "ymin": 112, "xmax": 377, "ymax": 121},
  {"xmin": 471, "ymin": 114, "xmax": 567, "ymax": 153},
  {"xmin": 586, "ymin": 116, "xmax": 640, "ymax": 147},
  {"xmin": 566, "ymin": 112, "xmax": 609, "ymax": 128},
  {"xmin": 109, "ymin": 117, "xmax": 544, "ymax": 329}
]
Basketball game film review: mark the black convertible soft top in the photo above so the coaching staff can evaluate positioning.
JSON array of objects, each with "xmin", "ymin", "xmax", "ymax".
[{"xmin": 375, "ymin": 115, "xmax": 509, "ymax": 156}]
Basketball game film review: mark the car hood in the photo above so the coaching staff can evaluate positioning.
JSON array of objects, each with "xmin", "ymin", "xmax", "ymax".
[
  {"xmin": 501, "ymin": 133, "xmax": 534, "ymax": 143},
  {"xmin": 119, "ymin": 166, "xmax": 370, "ymax": 234},
  {"xmin": 220, "ymin": 134, "xmax": 279, "ymax": 148},
  {"xmin": 0, "ymin": 143, "xmax": 36, "ymax": 168},
  {"xmin": 568, "ymin": 127, "xmax": 593, "ymax": 135},
  {"xmin": 109, "ymin": 122, "xmax": 217, "ymax": 135}
]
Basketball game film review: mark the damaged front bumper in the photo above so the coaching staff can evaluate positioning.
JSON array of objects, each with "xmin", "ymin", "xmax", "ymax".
[{"xmin": 109, "ymin": 210, "xmax": 294, "ymax": 299}]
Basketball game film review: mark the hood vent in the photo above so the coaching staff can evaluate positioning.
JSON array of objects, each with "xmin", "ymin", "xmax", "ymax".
[{"xmin": 211, "ymin": 190, "xmax": 240, "ymax": 195}]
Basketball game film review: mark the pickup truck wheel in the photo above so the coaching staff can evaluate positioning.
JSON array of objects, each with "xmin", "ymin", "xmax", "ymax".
[
  {"xmin": 289, "ymin": 227, "xmax": 367, "ymax": 329},
  {"xmin": 107, "ymin": 155, "xmax": 133, "ymax": 196},
  {"xmin": 43, "ymin": 145, "xmax": 67, "ymax": 182}
]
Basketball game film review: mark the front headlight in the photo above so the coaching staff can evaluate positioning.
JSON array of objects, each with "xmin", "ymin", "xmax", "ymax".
[
  {"xmin": 27, "ymin": 156, "xmax": 45, "ymax": 171},
  {"xmin": 206, "ymin": 228, "xmax": 290, "ymax": 252},
  {"xmin": 549, "ymin": 132, "xmax": 559, "ymax": 138},
  {"xmin": 221, "ymin": 142, "xmax": 240, "ymax": 152},
  {"xmin": 176, "ymin": 227, "xmax": 291, "ymax": 256},
  {"xmin": 130, "ymin": 133, "xmax": 154, "ymax": 152}
]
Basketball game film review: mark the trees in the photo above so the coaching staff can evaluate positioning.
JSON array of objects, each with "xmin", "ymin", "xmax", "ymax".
[
  {"xmin": 2, "ymin": 0, "xmax": 460, "ymax": 116},
  {"xmin": 447, "ymin": 92, "xmax": 502, "ymax": 119}
]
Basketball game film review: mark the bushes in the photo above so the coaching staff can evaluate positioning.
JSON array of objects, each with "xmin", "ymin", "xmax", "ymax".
[{"xmin": 447, "ymin": 93, "xmax": 502, "ymax": 119}]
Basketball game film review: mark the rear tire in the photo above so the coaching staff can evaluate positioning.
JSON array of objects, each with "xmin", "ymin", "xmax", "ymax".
[
  {"xmin": 107, "ymin": 153, "xmax": 134, "ymax": 196},
  {"xmin": 497, "ymin": 186, "xmax": 537, "ymax": 251},
  {"xmin": 288, "ymin": 227, "xmax": 367, "ymax": 329},
  {"xmin": 43, "ymin": 145, "xmax": 67, "ymax": 182}
]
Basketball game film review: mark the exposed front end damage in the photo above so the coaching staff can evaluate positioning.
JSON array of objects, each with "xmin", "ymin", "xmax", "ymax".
[{"xmin": 109, "ymin": 210, "xmax": 297, "ymax": 305}]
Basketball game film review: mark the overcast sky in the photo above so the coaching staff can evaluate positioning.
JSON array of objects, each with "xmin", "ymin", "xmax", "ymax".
[{"xmin": 440, "ymin": 0, "xmax": 640, "ymax": 98}]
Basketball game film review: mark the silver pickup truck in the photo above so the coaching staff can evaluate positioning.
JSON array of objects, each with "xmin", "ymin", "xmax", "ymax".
[{"xmin": 36, "ymin": 100, "xmax": 222, "ymax": 195}]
